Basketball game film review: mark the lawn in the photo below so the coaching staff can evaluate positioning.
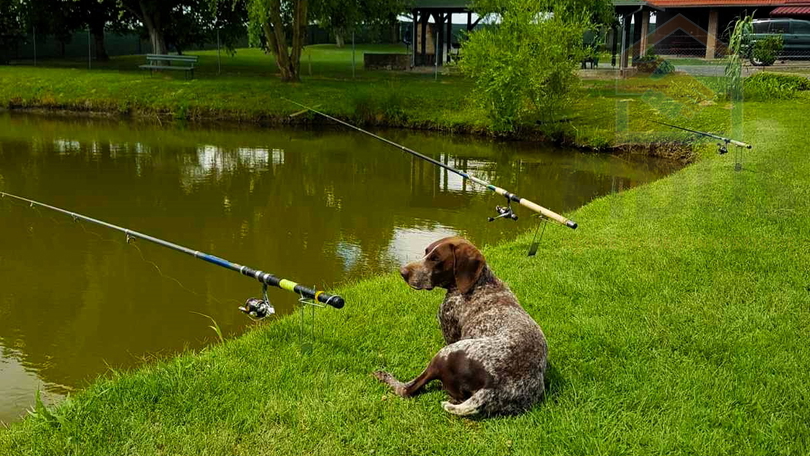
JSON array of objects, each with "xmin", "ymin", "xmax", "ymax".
[
  {"xmin": 0, "ymin": 44, "xmax": 743, "ymax": 149},
  {"xmin": 0, "ymin": 78, "xmax": 808, "ymax": 454}
]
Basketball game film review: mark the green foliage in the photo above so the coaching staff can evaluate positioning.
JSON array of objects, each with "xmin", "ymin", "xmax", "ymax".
[
  {"xmin": 460, "ymin": 0, "xmax": 593, "ymax": 132},
  {"xmin": 723, "ymin": 16, "xmax": 752, "ymax": 101},
  {"xmin": 751, "ymin": 35, "xmax": 784, "ymax": 66},
  {"xmin": 744, "ymin": 72, "xmax": 810, "ymax": 100},
  {"xmin": 634, "ymin": 48, "xmax": 674, "ymax": 77},
  {"xmin": 311, "ymin": 0, "xmax": 406, "ymax": 47}
]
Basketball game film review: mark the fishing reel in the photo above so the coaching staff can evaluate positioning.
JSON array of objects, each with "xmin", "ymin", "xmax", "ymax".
[
  {"xmin": 717, "ymin": 140, "xmax": 730, "ymax": 155},
  {"xmin": 488, "ymin": 197, "xmax": 518, "ymax": 222},
  {"xmin": 239, "ymin": 283, "xmax": 276, "ymax": 320}
]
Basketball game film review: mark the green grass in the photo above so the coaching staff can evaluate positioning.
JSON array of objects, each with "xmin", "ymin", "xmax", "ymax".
[
  {"xmin": 0, "ymin": 45, "xmax": 494, "ymax": 134},
  {"xmin": 1, "ymin": 93, "xmax": 808, "ymax": 454},
  {"xmin": 0, "ymin": 45, "xmax": 752, "ymax": 147}
]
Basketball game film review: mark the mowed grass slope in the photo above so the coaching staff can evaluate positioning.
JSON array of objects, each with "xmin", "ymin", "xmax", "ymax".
[
  {"xmin": 0, "ymin": 44, "xmax": 737, "ymax": 146},
  {"xmin": 0, "ymin": 45, "xmax": 488, "ymax": 131},
  {"xmin": 1, "ymin": 98, "xmax": 808, "ymax": 454}
]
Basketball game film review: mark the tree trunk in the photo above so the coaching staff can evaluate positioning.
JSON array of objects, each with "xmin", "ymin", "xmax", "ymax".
[
  {"xmin": 139, "ymin": 1, "xmax": 167, "ymax": 55},
  {"xmin": 335, "ymin": 29, "xmax": 344, "ymax": 48},
  {"xmin": 262, "ymin": 0, "xmax": 307, "ymax": 82},
  {"xmin": 92, "ymin": 29, "xmax": 108, "ymax": 61}
]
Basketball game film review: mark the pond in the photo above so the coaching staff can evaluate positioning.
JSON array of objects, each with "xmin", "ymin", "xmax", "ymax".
[{"xmin": 0, "ymin": 112, "xmax": 682, "ymax": 424}]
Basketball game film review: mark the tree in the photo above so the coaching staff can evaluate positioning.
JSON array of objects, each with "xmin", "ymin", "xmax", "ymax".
[
  {"xmin": 0, "ymin": 0, "xmax": 25, "ymax": 63},
  {"xmin": 460, "ymin": 0, "xmax": 610, "ymax": 132},
  {"xmin": 74, "ymin": 0, "xmax": 119, "ymax": 61},
  {"xmin": 311, "ymin": 0, "xmax": 405, "ymax": 47},
  {"xmin": 120, "ymin": 0, "xmax": 246, "ymax": 55},
  {"xmin": 247, "ymin": 0, "xmax": 308, "ymax": 82}
]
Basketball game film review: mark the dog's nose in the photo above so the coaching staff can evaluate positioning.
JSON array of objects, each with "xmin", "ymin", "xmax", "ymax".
[{"xmin": 399, "ymin": 266, "xmax": 410, "ymax": 282}]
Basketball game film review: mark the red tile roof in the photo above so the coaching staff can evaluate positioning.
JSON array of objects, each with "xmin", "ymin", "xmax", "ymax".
[
  {"xmin": 648, "ymin": 0, "xmax": 805, "ymax": 6},
  {"xmin": 771, "ymin": 5, "xmax": 810, "ymax": 13}
]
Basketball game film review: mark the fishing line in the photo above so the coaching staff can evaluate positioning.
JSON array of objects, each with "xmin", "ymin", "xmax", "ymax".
[
  {"xmin": 283, "ymin": 98, "xmax": 578, "ymax": 231},
  {"xmin": 6, "ymin": 194, "xmax": 244, "ymax": 311},
  {"xmin": 127, "ymin": 239, "xmax": 241, "ymax": 311},
  {"xmin": 0, "ymin": 192, "xmax": 345, "ymax": 324}
]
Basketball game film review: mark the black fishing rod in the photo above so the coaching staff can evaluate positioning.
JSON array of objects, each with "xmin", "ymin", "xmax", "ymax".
[
  {"xmin": 284, "ymin": 98, "xmax": 578, "ymax": 230},
  {"xmin": 653, "ymin": 120, "xmax": 751, "ymax": 155},
  {"xmin": 0, "ymin": 192, "xmax": 345, "ymax": 318}
]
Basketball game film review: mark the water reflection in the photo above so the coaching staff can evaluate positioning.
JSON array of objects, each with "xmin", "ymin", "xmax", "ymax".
[{"xmin": 0, "ymin": 113, "xmax": 682, "ymax": 422}]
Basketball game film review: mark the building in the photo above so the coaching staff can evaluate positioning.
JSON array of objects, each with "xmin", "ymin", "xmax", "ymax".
[
  {"xmin": 409, "ymin": 0, "xmax": 810, "ymax": 67},
  {"xmin": 615, "ymin": 0, "xmax": 810, "ymax": 68}
]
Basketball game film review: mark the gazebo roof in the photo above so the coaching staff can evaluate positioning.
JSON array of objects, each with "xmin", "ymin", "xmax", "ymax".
[{"xmin": 412, "ymin": 0, "xmax": 470, "ymax": 8}]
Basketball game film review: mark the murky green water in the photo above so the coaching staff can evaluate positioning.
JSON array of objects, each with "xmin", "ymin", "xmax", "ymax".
[{"xmin": 0, "ymin": 112, "xmax": 682, "ymax": 423}]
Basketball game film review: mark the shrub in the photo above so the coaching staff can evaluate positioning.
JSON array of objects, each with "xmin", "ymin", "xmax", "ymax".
[
  {"xmin": 751, "ymin": 35, "xmax": 784, "ymax": 66},
  {"xmin": 459, "ymin": 0, "xmax": 594, "ymax": 132},
  {"xmin": 634, "ymin": 47, "xmax": 674, "ymax": 78},
  {"xmin": 744, "ymin": 72, "xmax": 810, "ymax": 100}
]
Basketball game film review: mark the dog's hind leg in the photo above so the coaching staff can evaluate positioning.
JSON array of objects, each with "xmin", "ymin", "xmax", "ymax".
[
  {"xmin": 373, "ymin": 360, "xmax": 440, "ymax": 398},
  {"xmin": 442, "ymin": 388, "xmax": 493, "ymax": 416}
]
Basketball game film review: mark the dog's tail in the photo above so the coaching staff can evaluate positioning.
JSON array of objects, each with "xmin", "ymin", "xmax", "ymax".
[{"xmin": 441, "ymin": 389, "xmax": 493, "ymax": 417}]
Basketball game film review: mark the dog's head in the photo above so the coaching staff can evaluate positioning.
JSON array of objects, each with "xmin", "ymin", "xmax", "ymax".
[{"xmin": 400, "ymin": 237, "xmax": 486, "ymax": 294}]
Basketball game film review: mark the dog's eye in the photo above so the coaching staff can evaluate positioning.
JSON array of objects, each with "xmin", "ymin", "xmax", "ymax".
[{"xmin": 428, "ymin": 254, "xmax": 438, "ymax": 261}]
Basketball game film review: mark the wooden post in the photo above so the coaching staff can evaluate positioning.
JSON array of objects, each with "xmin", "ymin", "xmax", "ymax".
[
  {"xmin": 435, "ymin": 26, "xmax": 439, "ymax": 79},
  {"xmin": 420, "ymin": 11, "xmax": 427, "ymax": 65},
  {"xmin": 640, "ymin": 10, "xmax": 650, "ymax": 56},
  {"xmin": 352, "ymin": 30, "xmax": 356, "ymax": 78},
  {"xmin": 88, "ymin": 28, "xmax": 91, "ymax": 69},
  {"xmin": 436, "ymin": 13, "xmax": 444, "ymax": 66},
  {"xmin": 446, "ymin": 12, "xmax": 452, "ymax": 63},
  {"xmin": 412, "ymin": 9, "xmax": 417, "ymax": 68},
  {"xmin": 620, "ymin": 15, "xmax": 631, "ymax": 69},
  {"xmin": 611, "ymin": 24, "xmax": 618, "ymax": 66},
  {"xmin": 706, "ymin": 9, "xmax": 719, "ymax": 59},
  {"xmin": 217, "ymin": 27, "xmax": 222, "ymax": 75},
  {"xmin": 467, "ymin": 11, "xmax": 472, "ymax": 31},
  {"xmin": 632, "ymin": 11, "xmax": 643, "ymax": 61}
]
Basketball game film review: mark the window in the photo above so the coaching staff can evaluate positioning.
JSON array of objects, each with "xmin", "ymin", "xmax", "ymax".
[
  {"xmin": 792, "ymin": 21, "xmax": 810, "ymax": 34},
  {"xmin": 753, "ymin": 22, "xmax": 769, "ymax": 34},
  {"xmin": 770, "ymin": 21, "xmax": 790, "ymax": 33}
]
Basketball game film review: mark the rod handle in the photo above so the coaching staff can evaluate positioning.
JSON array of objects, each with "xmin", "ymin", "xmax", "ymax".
[
  {"xmin": 318, "ymin": 293, "xmax": 345, "ymax": 309},
  {"xmin": 728, "ymin": 139, "xmax": 752, "ymax": 149},
  {"xmin": 519, "ymin": 199, "xmax": 577, "ymax": 229}
]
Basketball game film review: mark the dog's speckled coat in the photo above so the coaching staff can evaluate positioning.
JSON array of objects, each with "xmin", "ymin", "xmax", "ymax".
[{"xmin": 373, "ymin": 237, "xmax": 547, "ymax": 416}]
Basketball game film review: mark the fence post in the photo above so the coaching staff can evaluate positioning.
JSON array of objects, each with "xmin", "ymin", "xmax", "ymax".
[
  {"xmin": 434, "ymin": 28, "xmax": 438, "ymax": 81},
  {"xmin": 352, "ymin": 30, "xmax": 356, "ymax": 79},
  {"xmin": 88, "ymin": 29, "xmax": 92, "ymax": 69},
  {"xmin": 33, "ymin": 26, "xmax": 37, "ymax": 66},
  {"xmin": 217, "ymin": 27, "xmax": 221, "ymax": 75}
]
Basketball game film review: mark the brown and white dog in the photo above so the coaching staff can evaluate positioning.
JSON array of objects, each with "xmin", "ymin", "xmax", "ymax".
[{"xmin": 373, "ymin": 237, "xmax": 548, "ymax": 416}]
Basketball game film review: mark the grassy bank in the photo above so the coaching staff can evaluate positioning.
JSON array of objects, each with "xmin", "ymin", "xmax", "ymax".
[
  {"xmin": 0, "ymin": 45, "xmax": 738, "ymax": 149},
  {"xmin": 1, "ymin": 92, "xmax": 808, "ymax": 453}
]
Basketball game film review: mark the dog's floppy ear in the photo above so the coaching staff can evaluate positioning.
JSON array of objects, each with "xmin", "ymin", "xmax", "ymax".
[{"xmin": 452, "ymin": 240, "xmax": 485, "ymax": 294}]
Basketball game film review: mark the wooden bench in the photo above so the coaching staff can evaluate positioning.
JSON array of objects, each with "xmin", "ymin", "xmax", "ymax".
[{"xmin": 139, "ymin": 54, "xmax": 198, "ymax": 79}]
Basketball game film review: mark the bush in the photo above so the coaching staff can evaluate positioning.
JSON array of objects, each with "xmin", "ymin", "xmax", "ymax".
[
  {"xmin": 751, "ymin": 35, "xmax": 784, "ymax": 66},
  {"xmin": 743, "ymin": 72, "xmax": 810, "ymax": 100},
  {"xmin": 459, "ymin": 0, "xmax": 592, "ymax": 132},
  {"xmin": 634, "ymin": 47, "xmax": 674, "ymax": 78}
]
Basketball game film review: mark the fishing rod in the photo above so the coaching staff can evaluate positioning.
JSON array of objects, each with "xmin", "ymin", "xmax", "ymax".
[
  {"xmin": 653, "ymin": 120, "xmax": 751, "ymax": 155},
  {"xmin": 0, "ymin": 192, "xmax": 345, "ymax": 319},
  {"xmin": 283, "ymin": 98, "xmax": 578, "ymax": 230}
]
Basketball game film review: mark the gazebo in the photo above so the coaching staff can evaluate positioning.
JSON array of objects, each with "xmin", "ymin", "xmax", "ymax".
[{"xmin": 410, "ymin": 0, "xmax": 479, "ymax": 66}]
